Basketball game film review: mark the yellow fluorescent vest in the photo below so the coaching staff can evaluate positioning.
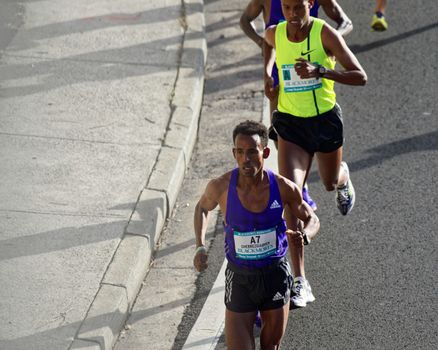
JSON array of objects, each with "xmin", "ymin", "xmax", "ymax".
[{"xmin": 276, "ymin": 18, "xmax": 336, "ymax": 117}]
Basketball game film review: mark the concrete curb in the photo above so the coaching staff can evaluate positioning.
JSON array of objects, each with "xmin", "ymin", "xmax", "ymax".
[{"xmin": 70, "ymin": 0, "xmax": 206, "ymax": 348}]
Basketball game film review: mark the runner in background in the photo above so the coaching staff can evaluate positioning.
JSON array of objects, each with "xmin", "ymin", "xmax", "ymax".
[{"xmin": 371, "ymin": 0, "xmax": 388, "ymax": 31}]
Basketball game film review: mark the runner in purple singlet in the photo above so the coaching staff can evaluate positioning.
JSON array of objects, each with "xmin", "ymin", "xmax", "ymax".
[{"xmin": 193, "ymin": 120, "xmax": 319, "ymax": 349}]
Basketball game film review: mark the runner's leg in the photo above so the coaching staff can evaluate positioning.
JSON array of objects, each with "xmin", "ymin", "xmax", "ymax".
[
  {"xmin": 371, "ymin": 0, "xmax": 388, "ymax": 31},
  {"xmin": 225, "ymin": 310, "xmax": 257, "ymax": 350},
  {"xmin": 315, "ymin": 147, "xmax": 347, "ymax": 191},
  {"xmin": 375, "ymin": 0, "xmax": 388, "ymax": 14},
  {"xmin": 277, "ymin": 137, "xmax": 312, "ymax": 278},
  {"xmin": 260, "ymin": 304, "xmax": 290, "ymax": 350}
]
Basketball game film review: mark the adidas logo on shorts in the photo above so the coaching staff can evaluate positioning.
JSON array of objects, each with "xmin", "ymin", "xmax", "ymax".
[
  {"xmin": 270, "ymin": 200, "xmax": 281, "ymax": 209},
  {"xmin": 272, "ymin": 292, "xmax": 284, "ymax": 301}
]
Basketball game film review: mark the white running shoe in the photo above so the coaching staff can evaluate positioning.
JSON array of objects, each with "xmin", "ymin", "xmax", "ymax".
[
  {"xmin": 336, "ymin": 161, "xmax": 356, "ymax": 216},
  {"xmin": 291, "ymin": 277, "xmax": 315, "ymax": 308}
]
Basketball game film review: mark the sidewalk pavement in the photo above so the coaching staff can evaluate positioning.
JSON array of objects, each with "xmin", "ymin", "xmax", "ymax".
[{"xmin": 0, "ymin": 0, "xmax": 206, "ymax": 349}]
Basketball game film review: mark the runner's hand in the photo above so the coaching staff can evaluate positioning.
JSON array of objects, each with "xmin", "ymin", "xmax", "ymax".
[
  {"xmin": 294, "ymin": 58, "xmax": 318, "ymax": 79},
  {"xmin": 286, "ymin": 229, "xmax": 304, "ymax": 248},
  {"xmin": 193, "ymin": 246, "xmax": 208, "ymax": 272}
]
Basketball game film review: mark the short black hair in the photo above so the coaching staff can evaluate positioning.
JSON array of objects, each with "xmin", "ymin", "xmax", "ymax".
[{"xmin": 232, "ymin": 120, "xmax": 268, "ymax": 147}]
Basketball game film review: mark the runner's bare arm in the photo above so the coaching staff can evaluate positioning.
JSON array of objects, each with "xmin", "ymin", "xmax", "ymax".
[
  {"xmin": 294, "ymin": 24, "xmax": 367, "ymax": 86},
  {"xmin": 263, "ymin": 26, "xmax": 278, "ymax": 100},
  {"xmin": 318, "ymin": 0, "xmax": 348, "ymax": 28},
  {"xmin": 193, "ymin": 179, "xmax": 222, "ymax": 272},
  {"xmin": 295, "ymin": 200, "xmax": 320, "ymax": 241},
  {"xmin": 319, "ymin": 24, "xmax": 367, "ymax": 85},
  {"xmin": 240, "ymin": 0, "xmax": 265, "ymax": 49},
  {"xmin": 278, "ymin": 176, "xmax": 320, "ymax": 241}
]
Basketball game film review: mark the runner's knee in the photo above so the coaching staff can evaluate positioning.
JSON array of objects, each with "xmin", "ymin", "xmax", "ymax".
[
  {"xmin": 322, "ymin": 179, "xmax": 337, "ymax": 191},
  {"xmin": 260, "ymin": 316, "xmax": 287, "ymax": 348},
  {"xmin": 260, "ymin": 330, "xmax": 284, "ymax": 349}
]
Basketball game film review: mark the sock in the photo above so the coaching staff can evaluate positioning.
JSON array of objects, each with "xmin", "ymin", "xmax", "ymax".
[{"xmin": 294, "ymin": 276, "xmax": 306, "ymax": 283}]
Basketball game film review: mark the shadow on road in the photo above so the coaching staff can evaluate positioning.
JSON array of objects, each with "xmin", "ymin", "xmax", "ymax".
[
  {"xmin": 308, "ymin": 129, "xmax": 438, "ymax": 183},
  {"xmin": 351, "ymin": 22, "xmax": 438, "ymax": 54}
]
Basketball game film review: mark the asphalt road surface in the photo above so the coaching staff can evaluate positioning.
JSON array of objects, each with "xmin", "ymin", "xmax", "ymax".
[{"xmin": 117, "ymin": 0, "xmax": 438, "ymax": 349}]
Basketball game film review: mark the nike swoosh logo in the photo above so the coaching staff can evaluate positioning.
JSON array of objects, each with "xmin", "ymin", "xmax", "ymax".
[{"xmin": 301, "ymin": 49, "xmax": 315, "ymax": 56}]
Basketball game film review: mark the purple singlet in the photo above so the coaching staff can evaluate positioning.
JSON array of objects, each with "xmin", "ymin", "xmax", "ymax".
[{"xmin": 224, "ymin": 168, "xmax": 288, "ymax": 269}]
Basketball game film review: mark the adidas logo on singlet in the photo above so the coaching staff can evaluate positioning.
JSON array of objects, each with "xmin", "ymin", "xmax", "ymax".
[{"xmin": 270, "ymin": 200, "xmax": 281, "ymax": 209}]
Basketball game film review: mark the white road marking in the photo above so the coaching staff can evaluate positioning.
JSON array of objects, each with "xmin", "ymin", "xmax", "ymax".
[
  {"xmin": 182, "ymin": 261, "xmax": 227, "ymax": 350},
  {"xmin": 182, "ymin": 98, "xmax": 277, "ymax": 349}
]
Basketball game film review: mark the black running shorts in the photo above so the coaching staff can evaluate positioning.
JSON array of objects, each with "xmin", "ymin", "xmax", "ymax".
[
  {"xmin": 270, "ymin": 104, "xmax": 344, "ymax": 154},
  {"xmin": 224, "ymin": 258, "xmax": 292, "ymax": 313}
]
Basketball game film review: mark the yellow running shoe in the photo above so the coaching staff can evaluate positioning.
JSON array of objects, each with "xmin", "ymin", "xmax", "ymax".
[{"xmin": 371, "ymin": 14, "xmax": 388, "ymax": 31}]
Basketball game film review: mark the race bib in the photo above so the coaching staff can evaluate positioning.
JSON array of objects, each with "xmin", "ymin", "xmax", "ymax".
[
  {"xmin": 233, "ymin": 227, "xmax": 277, "ymax": 260},
  {"xmin": 281, "ymin": 63, "xmax": 322, "ymax": 92}
]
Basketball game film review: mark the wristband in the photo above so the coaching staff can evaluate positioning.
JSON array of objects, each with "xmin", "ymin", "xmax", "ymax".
[{"xmin": 195, "ymin": 245, "xmax": 207, "ymax": 255}]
